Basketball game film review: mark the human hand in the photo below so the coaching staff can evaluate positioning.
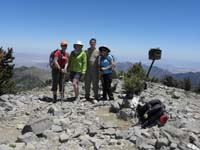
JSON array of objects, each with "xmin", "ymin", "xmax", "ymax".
[
  {"xmin": 61, "ymin": 69, "xmax": 65, "ymax": 73},
  {"xmin": 61, "ymin": 68, "xmax": 68, "ymax": 74},
  {"xmin": 101, "ymin": 67, "xmax": 106, "ymax": 71},
  {"xmin": 80, "ymin": 74, "xmax": 85, "ymax": 82}
]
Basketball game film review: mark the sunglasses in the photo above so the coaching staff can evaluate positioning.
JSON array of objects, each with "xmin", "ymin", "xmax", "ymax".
[{"xmin": 61, "ymin": 45, "xmax": 67, "ymax": 47}]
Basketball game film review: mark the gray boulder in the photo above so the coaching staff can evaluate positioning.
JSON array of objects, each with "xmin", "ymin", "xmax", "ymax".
[
  {"xmin": 88, "ymin": 125, "xmax": 98, "ymax": 137},
  {"xmin": 138, "ymin": 144, "xmax": 155, "ymax": 150},
  {"xmin": 47, "ymin": 106, "xmax": 64, "ymax": 116},
  {"xmin": 51, "ymin": 125, "xmax": 63, "ymax": 133},
  {"xmin": 136, "ymin": 137, "xmax": 156, "ymax": 150},
  {"xmin": 172, "ymin": 91, "xmax": 182, "ymax": 99},
  {"xmin": 156, "ymin": 138, "xmax": 170, "ymax": 149},
  {"xmin": 59, "ymin": 133, "xmax": 70, "ymax": 143},
  {"xmin": 110, "ymin": 102, "xmax": 120, "ymax": 113},
  {"xmin": 189, "ymin": 133, "xmax": 199, "ymax": 143},
  {"xmin": 0, "ymin": 144, "xmax": 12, "ymax": 150},
  {"xmin": 170, "ymin": 143, "xmax": 178, "ymax": 149},
  {"xmin": 79, "ymin": 139, "xmax": 94, "ymax": 149},
  {"xmin": 117, "ymin": 108, "xmax": 134, "ymax": 121},
  {"xmin": 16, "ymin": 132, "xmax": 38, "ymax": 143},
  {"xmin": 22, "ymin": 117, "xmax": 53, "ymax": 135},
  {"xmin": 89, "ymin": 138, "xmax": 105, "ymax": 149}
]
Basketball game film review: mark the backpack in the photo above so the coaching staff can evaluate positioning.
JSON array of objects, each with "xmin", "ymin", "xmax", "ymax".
[
  {"xmin": 106, "ymin": 54, "xmax": 116, "ymax": 71},
  {"xmin": 49, "ymin": 49, "xmax": 62, "ymax": 69}
]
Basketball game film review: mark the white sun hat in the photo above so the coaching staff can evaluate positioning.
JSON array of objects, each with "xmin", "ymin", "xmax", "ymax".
[{"xmin": 74, "ymin": 41, "xmax": 83, "ymax": 46}]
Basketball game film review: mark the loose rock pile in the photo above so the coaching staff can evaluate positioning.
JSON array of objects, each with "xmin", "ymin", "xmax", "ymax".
[{"xmin": 0, "ymin": 81, "xmax": 200, "ymax": 150}]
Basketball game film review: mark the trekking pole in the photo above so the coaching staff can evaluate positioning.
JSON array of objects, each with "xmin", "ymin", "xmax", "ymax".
[
  {"xmin": 61, "ymin": 71, "xmax": 65, "ymax": 106},
  {"xmin": 99, "ymin": 71, "xmax": 103, "ymax": 97}
]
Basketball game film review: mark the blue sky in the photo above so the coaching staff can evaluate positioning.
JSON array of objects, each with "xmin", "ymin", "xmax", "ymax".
[{"xmin": 1, "ymin": 0, "xmax": 200, "ymax": 69}]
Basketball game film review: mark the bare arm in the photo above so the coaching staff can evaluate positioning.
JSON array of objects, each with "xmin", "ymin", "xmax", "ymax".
[
  {"xmin": 63, "ymin": 63, "xmax": 68, "ymax": 73},
  {"xmin": 101, "ymin": 56, "xmax": 114, "ymax": 71},
  {"xmin": 105, "ymin": 59, "xmax": 114, "ymax": 70},
  {"xmin": 54, "ymin": 57, "xmax": 61, "ymax": 70}
]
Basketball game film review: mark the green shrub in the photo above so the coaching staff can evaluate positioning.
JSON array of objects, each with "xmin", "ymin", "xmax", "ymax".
[
  {"xmin": 124, "ymin": 62, "xmax": 146, "ymax": 96},
  {"xmin": 127, "ymin": 62, "xmax": 146, "ymax": 80},
  {"xmin": 161, "ymin": 75, "xmax": 177, "ymax": 87},
  {"xmin": 124, "ymin": 75, "xmax": 144, "ymax": 95},
  {"xmin": 151, "ymin": 77, "xmax": 160, "ymax": 83}
]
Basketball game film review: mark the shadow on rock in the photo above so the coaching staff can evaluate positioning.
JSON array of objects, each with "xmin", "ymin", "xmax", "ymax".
[
  {"xmin": 63, "ymin": 97, "xmax": 75, "ymax": 102},
  {"xmin": 39, "ymin": 96, "xmax": 53, "ymax": 103},
  {"xmin": 39, "ymin": 96, "xmax": 75, "ymax": 103}
]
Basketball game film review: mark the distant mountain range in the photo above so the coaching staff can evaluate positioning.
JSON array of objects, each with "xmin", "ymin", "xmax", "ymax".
[
  {"xmin": 13, "ymin": 61, "xmax": 200, "ymax": 91},
  {"xmin": 13, "ymin": 66, "xmax": 51, "ymax": 91},
  {"xmin": 116, "ymin": 62, "xmax": 200, "ymax": 88},
  {"xmin": 173, "ymin": 72, "xmax": 200, "ymax": 88},
  {"xmin": 116, "ymin": 62, "xmax": 172, "ymax": 78}
]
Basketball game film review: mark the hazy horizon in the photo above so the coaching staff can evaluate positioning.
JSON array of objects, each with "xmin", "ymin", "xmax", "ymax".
[{"xmin": 13, "ymin": 51, "xmax": 200, "ymax": 74}]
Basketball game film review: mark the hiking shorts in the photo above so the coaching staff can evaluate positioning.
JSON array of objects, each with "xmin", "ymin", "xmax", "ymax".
[{"xmin": 70, "ymin": 71, "xmax": 81, "ymax": 82}]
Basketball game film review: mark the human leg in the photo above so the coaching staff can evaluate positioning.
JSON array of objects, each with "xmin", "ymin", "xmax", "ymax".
[
  {"xmin": 51, "ymin": 68, "xmax": 60, "ymax": 102},
  {"xmin": 104, "ymin": 74, "xmax": 114, "ymax": 100},
  {"xmin": 85, "ymin": 71, "xmax": 92, "ymax": 99},
  {"xmin": 101, "ymin": 75, "xmax": 107, "ymax": 100},
  {"xmin": 92, "ymin": 71, "xmax": 99, "ymax": 99},
  {"xmin": 71, "ymin": 72, "xmax": 81, "ymax": 100}
]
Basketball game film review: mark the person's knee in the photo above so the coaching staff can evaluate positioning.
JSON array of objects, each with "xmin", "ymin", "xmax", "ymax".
[
  {"xmin": 51, "ymin": 84, "xmax": 57, "ymax": 91},
  {"xmin": 72, "ymin": 80, "xmax": 78, "ymax": 87},
  {"xmin": 72, "ymin": 82, "xmax": 77, "ymax": 87}
]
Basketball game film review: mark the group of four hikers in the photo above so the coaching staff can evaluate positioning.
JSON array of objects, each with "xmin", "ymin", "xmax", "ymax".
[
  {"xmin": 50, "ymin": 38, "xmax": 168, "ymax": 128},
  {"xmin": 51, "ymin": 38, "xmax": 115, "ymax": 103}
]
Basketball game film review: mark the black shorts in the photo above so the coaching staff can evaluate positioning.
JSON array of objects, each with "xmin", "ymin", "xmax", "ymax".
[{"xmin": 70, "ymin": 72, "xmax": 81, "ymax": 82}]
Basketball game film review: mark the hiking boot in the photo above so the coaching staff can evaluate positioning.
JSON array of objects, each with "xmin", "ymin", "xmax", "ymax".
[
  {"xmin": 109, "ymin": 97, "xmax": 114, "ymax": 100},
  {"xmin": 99, "ymin": 97, "xmax": 107, "ymax": 101},
  {"xmin": 75, "ymin": 96, "xmax": 80, "ymax": 101},
  {"xmin": 94, "ymin": 96, "xmax": 99, "ymax": 101},
  {"xmin": 53, "ymin": 95, "xmax": 57, "ymax": 103},
  {"xmin": 85, "ymin": 96, "xmax": 92, "ymax": 101},
  {"xmin": 92, "ymin": 99, "xmax": 98, "ymax": 104}
]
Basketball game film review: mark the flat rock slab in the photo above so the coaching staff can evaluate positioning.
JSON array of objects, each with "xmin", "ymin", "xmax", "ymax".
[
  {"xmin": 59, "ymin": 133, "xmax": 70, "ymax": 143},
  {"xmin": 22, "ymin": 117, "xmax": 53, "ymax": 135},
  {"xmin": 17, "ymin": 132, "xmax": 38, "ymax": 143}
]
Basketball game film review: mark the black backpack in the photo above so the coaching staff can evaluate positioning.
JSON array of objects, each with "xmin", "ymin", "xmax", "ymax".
[{"xmin": 49, "ymin": 49, "xmax": 62, "ymax": 69}]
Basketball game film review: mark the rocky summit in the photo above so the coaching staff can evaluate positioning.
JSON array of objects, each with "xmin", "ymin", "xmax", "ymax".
[{"xmin": 0, "ymin": 80, "xmax": 200, "ymax": 150}]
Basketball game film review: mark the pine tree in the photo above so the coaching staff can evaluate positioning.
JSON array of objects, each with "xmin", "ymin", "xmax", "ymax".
[
  {"xmin": 161, "ymin": 75, "xmax": 177, "ymax": 87},
  {"xmin": 195, "ymin": 81, "xmax": 200, "ymax": 94},
  {"xmin": 183, "ymin": 78, "xmax": 192, "ymax": 91},
  {"xmin": 127, "ymin": 62, "xmax": 146, "ymax": 80},
  {"xmin": 0, "ymin": 47, "xmax": 16, "ymax": 95}
]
